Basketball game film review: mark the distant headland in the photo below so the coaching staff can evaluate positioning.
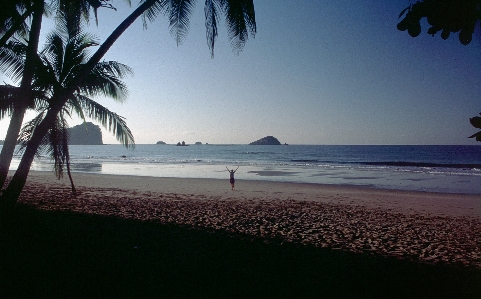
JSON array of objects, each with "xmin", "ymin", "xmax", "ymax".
[
  {"xmin": 0, "ymin": 124, "xmax": 103, "ymax": 145},
  {"xmin": 68, "ymin": 122, "xmax": 103, "ymax": 145},
  {"xmin": 249, "ymin": 136, "xmax": 282, "ymax": 145}
]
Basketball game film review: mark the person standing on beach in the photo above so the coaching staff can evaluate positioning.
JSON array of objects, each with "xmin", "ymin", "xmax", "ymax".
[{"xmin": 226, "ymin": 166, "xmax": 239, "ymax": 190}]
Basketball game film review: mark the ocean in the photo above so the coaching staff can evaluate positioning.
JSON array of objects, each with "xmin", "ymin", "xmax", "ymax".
[{"xmin": 8, "ymin": 144, "xmax": 481, "ymax": 194}]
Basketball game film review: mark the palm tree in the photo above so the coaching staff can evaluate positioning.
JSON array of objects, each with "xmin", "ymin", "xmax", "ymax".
[
  {"xmin": 0, "ymin": 0, "xmax": 101, "ymax": 189},
  {"xmin": 1, "ymin": 0, "xmax": 100, "ymax": 47},
  {"xmin": 0, "ymin": 0, "xmax": 32, "ymax": 47},
  {"xmin": 1, "ymin": 0, "xmax": 256, "ymax": 204},
  {"xmin": 4, "ymin": 13, "xmax": 134, "ymax": 200},
  {"xmin": 0, "ymin": 0, "xmax": 44, "ymax": 190}
]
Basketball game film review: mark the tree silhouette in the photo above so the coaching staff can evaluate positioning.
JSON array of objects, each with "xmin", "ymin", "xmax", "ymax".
[
  {"xmin": 397, "ymin": 1, "xmax": 481, "ymax": 141},
  {"xmin": 0, "ymin": 0, "xmax": 100, "ymax": 189},
  {"xmin": 397, "ymin": 0, "xmax": 481, "ymax": 45},
  {"xmin": 469, "ymin": 113, "xmax": 481, "ymax": 141},
  {"xmin": 15, "ymin": 15, "xmax": 134, "ymax": 196}
]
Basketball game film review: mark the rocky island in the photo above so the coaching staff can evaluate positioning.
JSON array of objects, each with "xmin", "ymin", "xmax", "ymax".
[
  {"xmin": 249, "ymin": 136, "xmax": 282, "ymax": 145},
  {"xmin": 68, "ymin": 122, "xmax": 102, "ymax": 145}
]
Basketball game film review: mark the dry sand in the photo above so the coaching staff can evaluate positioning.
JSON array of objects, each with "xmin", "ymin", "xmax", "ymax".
[{"xmin": 16, "ymin": 171, "xmax": 481, "ymax": 268}]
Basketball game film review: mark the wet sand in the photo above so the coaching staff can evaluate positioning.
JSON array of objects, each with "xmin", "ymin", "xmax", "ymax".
[{"xmin": 15, "ymin": 171, "xmax": 481, "ymax": 269}]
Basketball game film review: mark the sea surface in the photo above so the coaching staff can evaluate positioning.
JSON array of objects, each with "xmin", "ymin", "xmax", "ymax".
[{"xmin": 7, "ymin": 144, "xmax": 481, "ymax": 194}]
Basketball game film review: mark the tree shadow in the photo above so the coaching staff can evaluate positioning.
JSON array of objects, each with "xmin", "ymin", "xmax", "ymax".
[{"xmin": 1, "ymin": 205, "xmax": 480, "ymax": 299}]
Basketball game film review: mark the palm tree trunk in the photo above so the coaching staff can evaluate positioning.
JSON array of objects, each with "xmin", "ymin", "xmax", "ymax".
[
  {"xmin": 66, "ymin": 160, "xmax": 77, "ymax": 197},
  {"xmin": 0, "ymin": 103, "xmax": 61, "ymax": 206},
  {"xmin": 0, "ymin": 0, "xmax": 156, "ymax": 205},
  {"xmin": 0, "ymin": 105, "xmax": 26, "ymax": 189},
  {"xmin": 81, "ymin": 0, "xmax": 157, "ymax": 73},
  {"xmin": 0, "ymin": 0, "xmax": 43, "ymax": 190}
]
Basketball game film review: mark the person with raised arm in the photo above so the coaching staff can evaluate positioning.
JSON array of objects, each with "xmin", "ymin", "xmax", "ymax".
[{"xmin": 226, "ymin": 166, "xmax": 239, "ymax": 190}]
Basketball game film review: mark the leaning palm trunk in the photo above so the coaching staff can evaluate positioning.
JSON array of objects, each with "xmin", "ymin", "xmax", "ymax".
[
  {"xmin": 0, "ymin": 105, "xmax": 26, "ymax": 189},
  {"xmin": 0, "ymin": 0, "xmax": 154, "ymax": 204},
  {"xmin": 1, "ymin": 100, "xmax": 63, "ymax": 206},
  {"xmin": 0, "ymin": 0, "xmax": 44, "ymax": 189},
  {"xmin": 66, "ymin": 157, "xmax": 77, "ymax": 197}
]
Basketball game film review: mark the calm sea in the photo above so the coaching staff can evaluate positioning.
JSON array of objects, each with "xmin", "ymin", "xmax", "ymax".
[{"xmin": 7, "ymin": 144, "xmax": 481, "ymax": 194}]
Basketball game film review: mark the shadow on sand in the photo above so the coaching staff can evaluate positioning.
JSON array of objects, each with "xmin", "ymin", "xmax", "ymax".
[{"xmin": 1, "ymin": 205, "xmax": 480, "ymax": 299}]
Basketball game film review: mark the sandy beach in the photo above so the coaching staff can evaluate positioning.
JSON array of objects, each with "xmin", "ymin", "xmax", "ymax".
[{"xmin": 16, "ymin": 171, "xmax": 481, "ymax": 269}]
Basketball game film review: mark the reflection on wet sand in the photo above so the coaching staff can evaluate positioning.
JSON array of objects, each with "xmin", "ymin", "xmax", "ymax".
[
  {"xmin": 247, "ymin": 170, "xmax": 300, "ymax": 176},
  {"xmin": 70, "ymin": 163, "xmax": 102, "ymax": 173},
  {"xmin": 30, "ymin": 161, "xmax": 102, "ymax": 173}
]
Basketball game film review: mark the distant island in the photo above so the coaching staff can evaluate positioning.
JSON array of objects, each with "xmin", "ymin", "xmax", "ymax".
[
  {"xmin": 176, "ymin": 141, "xmax": 189, "ymax": 146},
  {"xmin": 249, "ymin": 136, "xmax": 282, "ymax": 145},
  {"xmin": 156, "ymin": 141, "xmax": 166, "ymax": 145},
  {"xmin": 195, "ymin": 142, "xmax": 202, "ymax": 145},
  {"xmin": 68, "ymin": 122, "xmax": 102, "ymax": 145}
]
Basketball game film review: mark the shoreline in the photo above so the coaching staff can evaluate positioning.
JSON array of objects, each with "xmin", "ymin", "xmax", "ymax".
[
  {"xmin": 14, "ymin": 171, "xmax": 481, "ymax": 268},
  {"xmin": 21, "ymin": 148, "xmax": 481, "ymax": 195},
  {"xmin": 23, "ymin": 171, "xmax": 481, "ymax": 218}
]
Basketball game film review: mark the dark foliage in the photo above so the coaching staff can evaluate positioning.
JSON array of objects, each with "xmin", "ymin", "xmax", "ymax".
[
  {"xmin": 397, "ymin": 0, "xmax": 481, "ymax": 45},
  {"xmin": 469, "ymin": 113, "xmax": 481, "ymax": 141}
]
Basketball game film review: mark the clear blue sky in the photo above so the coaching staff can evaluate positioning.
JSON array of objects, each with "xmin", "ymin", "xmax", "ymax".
[{"xmin": 1, "ymin": 0, "xmax": 480, "ymax": 145}]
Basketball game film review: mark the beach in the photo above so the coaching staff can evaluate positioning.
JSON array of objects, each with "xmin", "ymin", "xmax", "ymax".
[
  {"xmin": 1, "ymin": 170, "xmax": 481, "ymax": 298},
  {"xmin": 18, "ymin": 171, "xmax": 481, "ymax": 268}
]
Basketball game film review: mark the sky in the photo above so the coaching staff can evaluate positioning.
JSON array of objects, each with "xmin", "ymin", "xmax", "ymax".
[{"xmin": 1, "ymin": 0, "xmax": 481, "ymax": 145}]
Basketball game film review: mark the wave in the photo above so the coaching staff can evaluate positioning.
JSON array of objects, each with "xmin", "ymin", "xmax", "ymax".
[{"xmin": 361, "ymin": 161, "xmax": 481, "ymax": 169}]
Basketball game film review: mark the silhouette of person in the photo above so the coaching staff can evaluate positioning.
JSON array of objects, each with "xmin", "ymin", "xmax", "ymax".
[{"xmin": 226, "ymin": 166, "xmax": 239, "ymax": 190}]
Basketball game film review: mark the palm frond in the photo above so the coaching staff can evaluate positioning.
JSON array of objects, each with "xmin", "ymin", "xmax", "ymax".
[
  {"xmin": 66, "ymin": 96, "xmax": 87, "ymax": 123},
  {"xmin": 64, "ymin": 40, "xmax": 98, "ymax": 86},
  {"xmin": 32, "ymin": 94, "xmax": 50, "ymax": 111},
  {"xmin": 76, "ymin": 95, "xmax": 135, "ymax": 148},
  {"xmin": 62, "ymin": 31, "xmax": 99, "ymax": 68},
  {"xmin": 43, "ymin": 32, "xmax": 67, "ymax": 83},
  {"xmin": 0, "ymin": 0, "xmax": 32, "ymax": 44},
  {"xmin": 32, "ymin": 55, "xmax": 58, "ymax": 99},
  {"xmin": 141, "ymin": 0, "xmax": 170, "ymax": 29},
  {"xmin": 52, "ymin": 0, "xmax": 96, "ymax": 29},
  {"xmin": 41, "ymin": 28, "xmax": 101, "ymax": 96},
  {"xmin": 17, "ymin": 111, "xmax": 49, "ymax": 157},
  {"xmin": 45, "ymin": 114, "xmax": 71, "ymax": 179},
  {"xmin": 78, "ymin": 61, "xmax": 133, "ymax": 100},
  {"xmin": 59, "ymin": 0, "xmax": 91, "ymax": 28},
  {"xmin": 204, "ymin": 0, "xmax": 220, "ymax": 58},
  {"xmin": 0, "ymin": 84, "xmax": 45, "ymax": 118},
  {"xmin": 169, "ymin": 0, "xmax": 197, "ymax": 46},
  {"xmin": 61, "ymin": 103, "xmax": 74, "ymax": 119},
  {"xmin": 0, "ymin": 84, "xmax": 18, "ymax": 119},
  {"xmin": 0, "ymin": 38, "xmax": 27, "ymax": 83},
  {"xmin": 221, "ymin": 0, "xmax": 256, "ymax": 54}
]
